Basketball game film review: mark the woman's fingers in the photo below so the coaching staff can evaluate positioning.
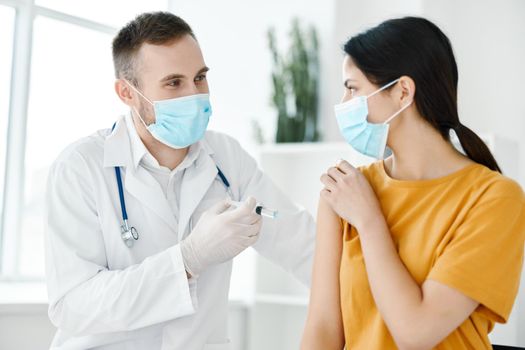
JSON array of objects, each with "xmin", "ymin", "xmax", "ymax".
[
  {"xmin": 320, "ymin": 173, "xmax": 337, "ymax": 191},
  {"xmin": 327, "ymin": 166, "xmax": 345, "ymax": 181},
  {"xmin": 336, "ymin": 159, "xmax": 356, "ymax": 174}
]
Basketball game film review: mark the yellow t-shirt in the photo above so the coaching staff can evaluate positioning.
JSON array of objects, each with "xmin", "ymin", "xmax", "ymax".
[{"xmin": 340, "ymin": 161, "xmax": 525, "ymax": 349}]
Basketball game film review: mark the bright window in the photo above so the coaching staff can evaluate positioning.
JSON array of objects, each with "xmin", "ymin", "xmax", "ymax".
[
  {"xmin": 19, "ymin": 16, "xmax": 125, "ymax": 276},
  {"xmin": 1, "ymin": 1, "xmax": 168, "ymax": 278},
  {"xmin": 0, "ymin": 5, "xmax": 15, "ymax": 258}
]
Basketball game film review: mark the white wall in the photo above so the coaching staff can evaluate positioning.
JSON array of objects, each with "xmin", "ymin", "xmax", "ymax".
[
  {"xmin": 170, "ymin": 0, "xmax": 337, "ymax": 154},
  {"xmin": 422, "ymin": 0, "xmax": 525, "ymax": 186}
]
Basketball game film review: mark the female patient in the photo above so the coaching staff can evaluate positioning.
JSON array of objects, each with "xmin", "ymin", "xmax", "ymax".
[{"xmin": 301, "ymin": 17, "xmax": 525, "ymax": 350}]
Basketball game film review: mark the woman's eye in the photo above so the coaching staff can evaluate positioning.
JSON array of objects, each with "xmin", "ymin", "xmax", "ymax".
[{"xmin": 344, "ymin": 82, "xmax": 356, "ymax": 96}]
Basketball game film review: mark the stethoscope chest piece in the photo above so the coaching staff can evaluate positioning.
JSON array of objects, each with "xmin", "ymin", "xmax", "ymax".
[{"xmin": 121, "ymin": 220, "xmax": 139, "ymax": 248}]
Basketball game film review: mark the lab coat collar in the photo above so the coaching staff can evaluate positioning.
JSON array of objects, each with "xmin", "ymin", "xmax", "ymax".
[
  {"xmin": 124, "ymin": 112, "xmax": 149, "ymax": 170},
  {"xmin": 125, "ymin": 112, "xmax": 209, "ymax": 174},
  {"xmin": 103, "ymin": 112, "xmax": 215, "ymax": 170},
  {"xmin": 103, "ymin": 116, "xmax": 132, "ymax": 169}
]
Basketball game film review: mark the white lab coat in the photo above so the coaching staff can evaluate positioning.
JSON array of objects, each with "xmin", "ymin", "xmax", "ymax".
[{"xmin": 45, "ymin": 115, "xmax": 315, "ymax": 350}]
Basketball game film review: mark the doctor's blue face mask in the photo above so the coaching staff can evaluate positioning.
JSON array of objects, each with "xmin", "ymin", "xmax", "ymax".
[
  {"xmin": 334, "ymin": 78, "xmax": 412, "ymax": 159},
  {"xmin": 125, "ymin": 80, "xmax": 212, "ymax": 149}
]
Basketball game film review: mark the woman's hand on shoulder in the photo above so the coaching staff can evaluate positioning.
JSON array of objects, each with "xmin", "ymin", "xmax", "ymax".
[{"xmin": 320, "ymin": 159, "xmax": 383, "ymax": 231}]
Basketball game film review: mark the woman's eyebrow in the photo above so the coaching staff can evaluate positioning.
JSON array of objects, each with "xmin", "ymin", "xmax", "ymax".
[{"xmin": 344, "ymin": 79, "xmax": 356, "ymax": 88}]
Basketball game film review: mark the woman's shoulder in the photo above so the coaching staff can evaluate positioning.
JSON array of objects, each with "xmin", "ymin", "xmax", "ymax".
[
  {"xmin": 357, "ymin": 160, "xmax": 384, "ymax": 182},
  {"xmin": 357, "ymin": 159, "xmax": 524, "ymax": 206},
  {"xmin": 467, "ymin": 164, "xmax": 525, "ymax": 204}
]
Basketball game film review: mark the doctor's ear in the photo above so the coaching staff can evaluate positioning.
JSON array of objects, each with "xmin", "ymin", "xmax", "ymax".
[
  {"xmin": 396, "ymin": 76, "xmax": 416, "ymax": 105},
  {"xmin": 114, "ymin": 79, "xmax": 134, "ymax": 106}
]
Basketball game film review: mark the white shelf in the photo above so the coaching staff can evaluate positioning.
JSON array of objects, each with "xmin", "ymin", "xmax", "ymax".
[{"xmin": 254, "ymin": 293, "xmax": 309, "ymax": 306}]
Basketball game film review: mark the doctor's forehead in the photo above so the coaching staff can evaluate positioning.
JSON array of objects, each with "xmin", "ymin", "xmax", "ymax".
[{"xmin": 137, "ymin": 35, "xmax": 206, "ymax": 80}]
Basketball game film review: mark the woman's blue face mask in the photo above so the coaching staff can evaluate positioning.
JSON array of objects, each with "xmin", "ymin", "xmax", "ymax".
[{"xmin": 334, "ymin": 78, "xmax": 412, "ymax": 159}]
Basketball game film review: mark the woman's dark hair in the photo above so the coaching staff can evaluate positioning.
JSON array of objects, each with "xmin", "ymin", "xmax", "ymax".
[{"xmin": 343, "ymin": 17, "xmax": 501, "ymax": 173}]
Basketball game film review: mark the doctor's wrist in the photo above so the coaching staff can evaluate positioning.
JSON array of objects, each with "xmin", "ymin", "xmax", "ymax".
[{"xmin": 180, "ymin": 239, "xmax": 202, "ymax": 278}]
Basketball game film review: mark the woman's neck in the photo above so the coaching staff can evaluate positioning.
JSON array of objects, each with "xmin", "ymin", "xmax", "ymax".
[{"xmin": 384, "ymin": 116, "xmax": 473, "ymax": 181}]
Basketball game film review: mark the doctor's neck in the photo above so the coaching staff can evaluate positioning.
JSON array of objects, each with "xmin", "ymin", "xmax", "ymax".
[{"xmin": 131, "ymin": 112, "xmax": 189, "ymax": 170}]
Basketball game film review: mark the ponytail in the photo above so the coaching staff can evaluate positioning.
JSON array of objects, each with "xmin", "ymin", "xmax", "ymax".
[{"xmin": 455, "ymin": 124, "xmax": 501, "ymax": 173}]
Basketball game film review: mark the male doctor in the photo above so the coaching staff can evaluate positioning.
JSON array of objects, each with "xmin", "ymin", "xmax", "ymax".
[{"xmin": 45, "ymin": 11, "xmax": 315, "ymax": 350}]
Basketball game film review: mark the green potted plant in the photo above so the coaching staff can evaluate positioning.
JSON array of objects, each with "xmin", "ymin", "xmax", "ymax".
[{"xmin": 259, "ymin": 18, "xmax": 320, "ymax": 143}]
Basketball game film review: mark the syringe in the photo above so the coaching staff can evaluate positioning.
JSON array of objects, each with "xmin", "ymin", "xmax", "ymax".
[{"xmin": 228, "ymin": 200, "xmax": 278, "ymax": 219}]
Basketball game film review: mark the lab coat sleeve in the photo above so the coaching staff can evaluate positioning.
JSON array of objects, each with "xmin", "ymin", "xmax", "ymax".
[
  {"xmin": 45, "ymin": 151, "xmax": 196, "ymax": 336},
  {"xmin": 233, "ymin": 141, "xmax": 316, "ymax": 287}
]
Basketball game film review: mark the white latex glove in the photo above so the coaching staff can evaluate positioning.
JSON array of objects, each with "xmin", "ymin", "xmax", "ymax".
[{"xmin": 180, "ymin": 197, "xmax": 262, "ymax": 277}]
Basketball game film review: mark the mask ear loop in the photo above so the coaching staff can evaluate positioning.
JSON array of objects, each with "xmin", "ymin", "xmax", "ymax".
[
  {"xmin": 367, "ymin": 78, "xmax": 400, "ymax": 99},
  {"xmin": 384, "ymin": 100, "xmax": 412, "ymax": 125},
  {"xmin": 364, "ymin": 78, "xmax": 412, "ymax": 125},
  {"xmin": 124, "ymin": 79, "xmax": 154, "ymax": 105},
  {"xmin": 123, "ymin": 79, "xmax": 155, "ymax": 128},
  {"xmin": 131, "ymin": 106, "xmax": 151, "ymax": 129}
]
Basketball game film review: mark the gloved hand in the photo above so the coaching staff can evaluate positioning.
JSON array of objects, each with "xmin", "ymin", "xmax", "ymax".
[{"xmin": 180, "ymin": 197, "xmax": 262, "ymax": 277}]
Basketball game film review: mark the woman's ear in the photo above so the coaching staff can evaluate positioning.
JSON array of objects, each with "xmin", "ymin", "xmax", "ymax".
[{"xmin": 398, "ymin": 76, "xmax": 416, "ymax": 106}]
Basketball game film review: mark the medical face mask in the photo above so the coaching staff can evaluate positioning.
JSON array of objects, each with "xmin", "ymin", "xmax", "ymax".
[
  {"xmin": 126, "ymin": 81, "xmax": 212, "ymax": 149},
  {"xmin": 334, "ymin": 78, "xmax": 412, "ymax": 159}
]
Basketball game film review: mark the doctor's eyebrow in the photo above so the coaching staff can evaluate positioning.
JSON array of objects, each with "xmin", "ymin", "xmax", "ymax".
[
  {"xmin": 160, "ymin": 67, "xmax": 210, "ymax": 82},
  {"xmin": 194, "ymin": 67, "xmax": 210, "ymax": 78}
]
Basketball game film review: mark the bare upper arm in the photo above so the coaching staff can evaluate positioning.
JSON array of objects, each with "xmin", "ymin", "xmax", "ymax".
[
  {"xmin": 301, "ymin": 197, "xmax": 345, "ymax": 349},
  {"xmin": 408, "ymin": 279, "xmax": 479, "ymax": 348},
  {"xmin": 309, "ymin": 197, "xmax": 344, "ymax": 311}
]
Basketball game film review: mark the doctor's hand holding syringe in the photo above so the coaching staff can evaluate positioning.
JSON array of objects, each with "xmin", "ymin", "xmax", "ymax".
[{"xmin": 180, "ymin": 197, "xmax": 278, "ymax": 277}]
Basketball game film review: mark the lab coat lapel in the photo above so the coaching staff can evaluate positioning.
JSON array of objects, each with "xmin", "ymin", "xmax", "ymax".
[
  {"xmin": 125, "ymin": 167, "xmax": 178, "ymax": 232},
  {"xmin": 177, "ymin": 154, "xmax": 218, "ymax": 241}
]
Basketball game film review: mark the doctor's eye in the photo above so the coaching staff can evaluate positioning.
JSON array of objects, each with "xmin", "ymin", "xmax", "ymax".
[
  {"xmin": 167, "ymin": 79, "xmax": 182, "ymax": 87},
  {"xmin": 194, "ymin": 74, "xmax": 207, "ymax": 83}
]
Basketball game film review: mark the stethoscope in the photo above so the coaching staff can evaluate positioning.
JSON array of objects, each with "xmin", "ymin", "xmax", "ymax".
[
  {"xmin": 112, "ymin": 121, "xmax": 234, "ymax": 247},
  {"xmin": 114, "ymin": 165, "xmax": 139, "ymax": 247},
  {"xmin": 115, "ymin": 165, "xmax": 233, "ymax": 248}
]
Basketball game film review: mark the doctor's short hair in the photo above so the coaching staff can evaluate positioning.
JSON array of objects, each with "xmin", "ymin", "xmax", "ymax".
[{"xmin": 112, "ymin": 11, "xmax": 195, "ymax": 87}]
